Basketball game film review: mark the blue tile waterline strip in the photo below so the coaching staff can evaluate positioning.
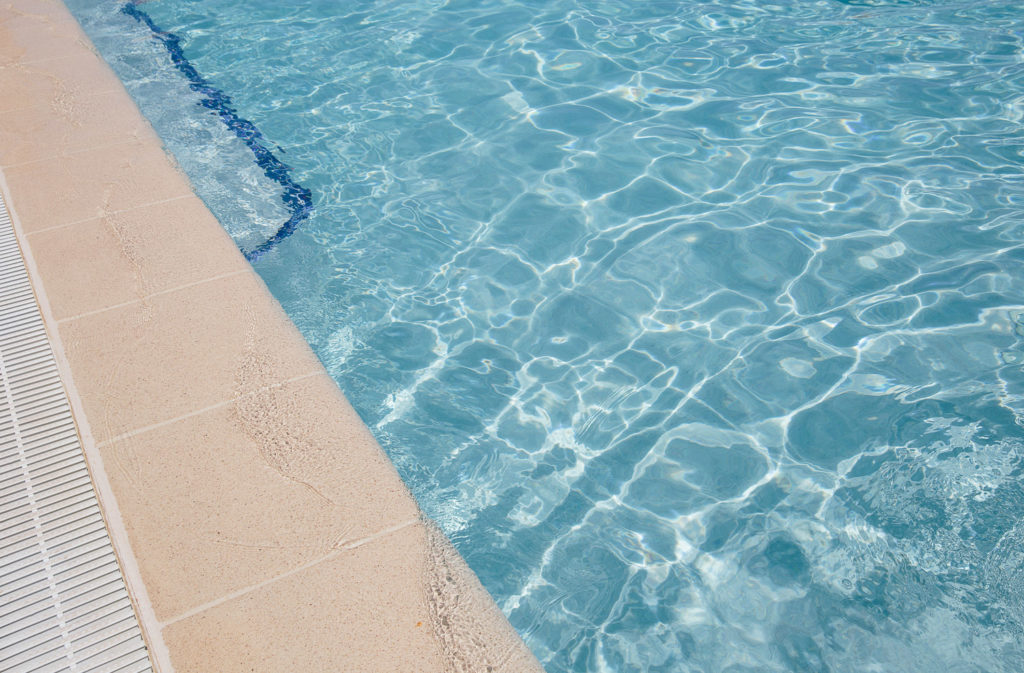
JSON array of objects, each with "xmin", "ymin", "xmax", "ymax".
[{"xmin": 121, "ymin": 1, "xmax": 312, "ymax": 262}]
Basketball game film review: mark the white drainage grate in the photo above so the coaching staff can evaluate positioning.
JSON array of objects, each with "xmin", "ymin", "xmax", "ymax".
[{"xmin": 0, "ymin": 195, "xmax": 153, "ymax": 673}]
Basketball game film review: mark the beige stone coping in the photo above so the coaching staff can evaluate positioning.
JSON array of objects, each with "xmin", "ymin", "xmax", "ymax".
[{"xmin": 0, "ymin": 1, "xmax": 544, "ymax": 671}]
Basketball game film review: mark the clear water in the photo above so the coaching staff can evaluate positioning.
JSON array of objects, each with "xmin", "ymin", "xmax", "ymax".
[{"xmin": 67, "ymin": 0, "xmax": 1024, "ymax": 670}]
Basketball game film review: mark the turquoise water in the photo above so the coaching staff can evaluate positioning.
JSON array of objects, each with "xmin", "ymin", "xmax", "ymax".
[{"xmin": 67, "ymin": 0, "xmax": 1024, "ymax": 670}]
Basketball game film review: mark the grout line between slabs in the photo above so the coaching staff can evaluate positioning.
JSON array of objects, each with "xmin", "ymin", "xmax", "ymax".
[
  {"xmin": 55, "ymin": 269, "xmax": 250, "ymax": 324},
  {"xmin": 24, "ymin": 194, "xmax": 195, "ymax": 237},
  {"xmin": 95, "ymin": 370, "xmax": 323, "ymax": 449},
  {"xmin": 159, "ymin": 518, "xmax": 421, "ymax": 629},
  {"xmin": 0, "ymin": 137, "xmax": 142, "ymax": 171}
]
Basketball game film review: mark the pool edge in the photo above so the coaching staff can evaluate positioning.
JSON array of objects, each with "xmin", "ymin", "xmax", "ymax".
[{"xmin": 0, "ymin": 1, "xmax": 544, "ymax": 671}]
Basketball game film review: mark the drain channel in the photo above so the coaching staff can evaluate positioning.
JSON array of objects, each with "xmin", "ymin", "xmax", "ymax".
[{"xmin": 0, "ymin": 195, "xmax": 153, "ymax": 673}]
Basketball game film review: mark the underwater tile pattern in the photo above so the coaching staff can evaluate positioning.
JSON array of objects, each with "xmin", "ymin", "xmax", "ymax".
[{"xmin": 65, "ymin": 0, "xmax": 1024, "ymax": 671}]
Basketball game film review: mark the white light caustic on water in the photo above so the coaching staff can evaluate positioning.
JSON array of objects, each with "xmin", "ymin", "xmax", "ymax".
[{"xmin": 65, "ymin": 0, "xmax": 1024, "ymax": 670}]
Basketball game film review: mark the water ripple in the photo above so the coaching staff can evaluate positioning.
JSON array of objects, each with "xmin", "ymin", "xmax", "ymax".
[{"xmin": 67, "ymin": 0, "xmax": 1024, "ymax": 670}]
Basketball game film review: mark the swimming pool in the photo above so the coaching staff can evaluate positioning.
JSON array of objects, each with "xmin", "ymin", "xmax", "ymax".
[{"xmin": 66, "ymin": 0, "xmax": 1024, "ymax": 670}]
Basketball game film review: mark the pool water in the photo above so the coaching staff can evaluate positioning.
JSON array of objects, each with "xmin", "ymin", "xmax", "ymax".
[{"xmin": 67, "ymin": 0, "xmax": 1024, "ymax": 670}]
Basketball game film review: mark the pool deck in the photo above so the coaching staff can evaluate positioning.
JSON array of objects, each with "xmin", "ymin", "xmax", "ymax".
[{"xmin": 0, "ymin": 0, "xmax": 543, "ymax": 671}]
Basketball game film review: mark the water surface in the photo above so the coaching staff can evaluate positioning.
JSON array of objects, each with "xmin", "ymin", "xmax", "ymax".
[{"xmin": 67, "ymin": 1, "xmax": 1024, "ymax": 670}]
